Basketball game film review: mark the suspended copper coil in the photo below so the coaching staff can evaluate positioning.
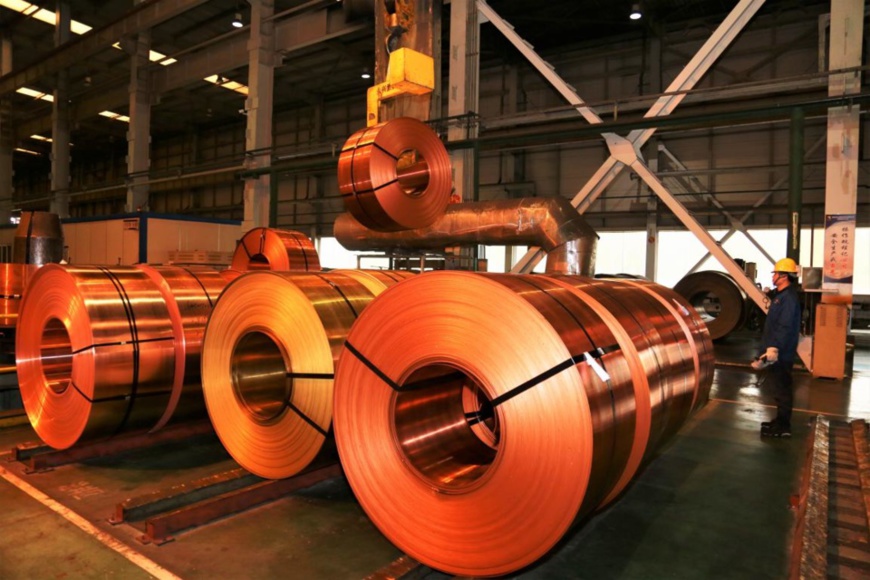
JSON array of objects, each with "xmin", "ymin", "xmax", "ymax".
[
  {"xmin": 337, "ymin": 117, "xmax": 452, "ymax": 231},
  {"xmin": 230, "ymin": 227, "xmax": 321, "ymax": 272},
  {"xmin": 137, "ymin": 265, "xmax": 232, "ymax": 429},
  {"xmin": 673, "ymin": 270, "xmax": 749, "ymax": 340},
  {"xmin": 0, "ymin": 263, "xmax": 38, "ymax": 329},
  {"xmin": 332, "ymin": 272, "xmax": 713, "ymax": 577},
  {"xmin": 200, "ymin": 271, "xmax": 409, "ymax": 479},
  {"xmin": 16, "ymin": 265, "xmax": 178, "ymax": 450}
]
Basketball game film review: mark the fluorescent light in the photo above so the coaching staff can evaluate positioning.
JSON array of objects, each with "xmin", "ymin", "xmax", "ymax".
[
  {"xmin": 99, "ymin": 110, "xmax": 130, "ymax": 123},
  {"xmin": 16, "ymin": 87, "xmax": 53, "ymax": 102},
  {"xmin": 203, "ymin": 74, "xmax": 249, "ymax": 96},
  {"xmin": 5, "ymin": 1, "xmax": 248, "ymax": 109},
  {"xmin": 14, "ymin": 147, "xmax": 41, "ymax": 156},
  {"xmin": 30, "ymin": 134, "xmax": 51, "ymax": 142},
  {"xmin": 0, "ymin": 1, "xmax": 91, "ymax": 34}
]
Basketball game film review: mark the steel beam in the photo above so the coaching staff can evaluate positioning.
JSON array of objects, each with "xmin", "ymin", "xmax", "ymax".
[
  {"xmin": 787, "ymin": 107, "xmax": 804, "ymax": 261},
  {"xmin": 658, "ymin": 143, "xmax": 776, "ymax": 268},
  {"xmin": 0, "ymin": 37, "xmax": 12, "ymax": 222},
  {"xmin": 511, "ymin": 0, "xmax": 767, "ymax": 273},
  {"xmin": 242, "ymin": 0, "xmax": 276, "ymax": 231},
  {"xmin": 476, "ymin": 0, "xmax": 602, "ymax": 125},
  {"xmin": 606, "ymin": 133, "xmax": 815, "ymax": 369},
  {"xmin": 0, "ymin": 0, "xmax": 210, "ymax": 97},
  {"xmin": 685, "ymin": 134, "xmax": 826, "ymax": 274},
  {"xmin": 126, "ymin": 27, "xmax": 152, "ymax": 213},
  {"xmin": 450, "ymin": 0, "xmax": 480, "ymax": 201},
  {"xmin": 50, "ymin": 3, "xmax": 72, "ymax": 218}
]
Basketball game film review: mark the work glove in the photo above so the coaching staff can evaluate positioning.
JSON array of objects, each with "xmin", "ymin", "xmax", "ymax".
[
  {"xmin": 765, "ymin": 347, "xmax": 779, "ymax": 363},
  {"xmin": 750, "ymin": 355, "xmax": 771, "ymax": 371}
]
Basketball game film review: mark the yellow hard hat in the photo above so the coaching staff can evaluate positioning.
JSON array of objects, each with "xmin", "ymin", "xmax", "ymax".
[{"xmin": 773, "ymin": 257, "xmax": 800, "ymax": 273}]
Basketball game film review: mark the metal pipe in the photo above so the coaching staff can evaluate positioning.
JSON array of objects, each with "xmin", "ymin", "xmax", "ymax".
[
  {"xmin": 334, "ymin": 197, "xmax": 598, "ymax": 275},
  {"xmin": 787, "ymin": 107, "xmax": 804, "ymax": 261}
]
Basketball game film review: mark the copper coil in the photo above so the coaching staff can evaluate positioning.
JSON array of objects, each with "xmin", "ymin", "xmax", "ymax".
[
  {"xmin": 673, "ymin": 270, "xmax": 749, "ymax": 340},
  {"xmin": 331, "ymin": 269, "xmax": 416, "ymax": 294},
  {"xmin": 200, "ymin": 271, "xmax": 409, "ymax": 479},
  {"xmin": 548, "ymin": 276, "xmax": 705, "ymax": 490},
  {"xmin": 337, "ymin": 117, "xmax": 452, "ymax": 231},
  {"xmin": 230, "ymin": 228, "xmax": 321, "ymax": 272},
  {"xmin": 16, "ymin": 265, "xmax": 177, "ymax": 449},
  {"xmin": 616, "ymin": 278, "xmax": 714, "ymax": 413},
  {"xmin": 137, "ymin": 265, "xmax": 232, "ymax": 429},
  {"xmin": 332, "ymin": 272, "xmax": 713, "ymax": 577},
  {"xmin": 0, "ymin": 263, "xmax": 38, "ymax": 329},
  {"xmin": 219, "ymin": 269, "xmax": 243, "ymax": 283}
]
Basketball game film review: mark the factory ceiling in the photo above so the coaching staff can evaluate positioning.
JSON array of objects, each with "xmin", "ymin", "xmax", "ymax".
[{"xmin": 0, "ymin": 0, "xmax": 834, "ymax": 163}]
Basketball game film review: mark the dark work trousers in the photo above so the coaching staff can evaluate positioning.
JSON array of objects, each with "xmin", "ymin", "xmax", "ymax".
[{"xmin": 769, "ymin": 360, "xmax": 794, "ymax": 426}]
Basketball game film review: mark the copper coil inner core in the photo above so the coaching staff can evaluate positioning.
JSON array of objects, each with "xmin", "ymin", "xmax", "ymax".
[
  {"xmin": 396, "ymin": 154, "xmax": 429, "ymax": 196},
  {"xmin": 231, "ymin": 330, "xmax": 291, "ymax": 425},
  {"xmin": 394, "ymin": 364, "xmax": 499, "ymax": 493},
  {"xmin": 41, "ymin": 318, "xmax": 72, "ymax": 395}
]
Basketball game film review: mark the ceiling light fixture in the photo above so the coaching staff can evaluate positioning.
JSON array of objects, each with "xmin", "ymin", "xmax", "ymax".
[
  {"xmin": 361, "ymin": 67, "xmax": 371, "ymax": 80},
  {"xmin": 231, "ymin": 12, "xmax": 243, "ymax": 28},
  {"xmin": 630, "ymin": 3, "xmax": 642, "ymax": 20}
]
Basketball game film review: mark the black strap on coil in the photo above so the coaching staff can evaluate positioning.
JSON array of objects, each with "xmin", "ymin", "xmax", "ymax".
[
  {"xmin": 289, "ymin": 233, "xmax": 310, "ymax": 270},
  {"xmin": 71, "ymin": 336, "xmax": 173, "ymax": 356},
  {"xmin": 68, "ymin": 379, "xmax": 171, "ymax": 405},
  {"xmin": 97, "ymin": 267, "xmax": 143, "ymax": 434},
  {"xmin": 284, "ymin": 399, "xmax": 328, "ymax": 438},
  {"xmin": 313, "ymin": 274, "xmax": 360, "ymax": 319},
  {"xmin": 181, "ymin": 267, "xmax": 216, "ymax": 308}
]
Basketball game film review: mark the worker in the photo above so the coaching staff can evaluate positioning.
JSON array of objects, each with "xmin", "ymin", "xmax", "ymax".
[{"xmin": 753, "ymin": 257, "xmax": 802, "ymax": 437}]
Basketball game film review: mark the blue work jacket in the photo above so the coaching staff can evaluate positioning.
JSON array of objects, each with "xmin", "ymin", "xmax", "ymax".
[{"xmin": 761, "ymin": 284, "xmax": 801, "ymax": 363}]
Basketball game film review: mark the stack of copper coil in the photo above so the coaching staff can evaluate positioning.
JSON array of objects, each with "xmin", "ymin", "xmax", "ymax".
[
  {"xmin": 15, "ymin": 264, "xmax": 235, "ymax": 449},
  {"xmin": 332, "ymin": 271, "xmax": 713, "ymax": 577},
  {"xmin": 200, "ymin": 269, "xmax": 413, "ymax": 479},
  {"xmin": 338, "ymin": 117, "xmax": 452, "ymax": 231},
  {"xmin": 230, "ymin": 227, "xmax": 321, "ymax": 272}
]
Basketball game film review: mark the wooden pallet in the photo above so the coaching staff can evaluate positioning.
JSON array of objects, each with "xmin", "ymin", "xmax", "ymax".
[{"xmin": 791, "ymin": 417, "xmax": 870, "ymax": 579}]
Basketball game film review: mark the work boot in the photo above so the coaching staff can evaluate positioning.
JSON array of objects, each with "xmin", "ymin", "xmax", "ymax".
[{"xmin": 761, "ymin": 422, "xmax": 791, "ymax": 438}]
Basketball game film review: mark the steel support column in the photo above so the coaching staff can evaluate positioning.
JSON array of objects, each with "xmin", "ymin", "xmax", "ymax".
[
  {"xmin": 126, "ymin": 22, "xmax": 152, "ymax": 213},
  {"xmin": 822, "ymin": 0, "xmax": 863, "ymax": 303},
  {"xmin": 449, "ymin": 0, "xmax": 479, "ymax": 202},
  {"xmin": 242, "ymin": 0, "xmax": 276, "ymax": 231},
  {"xmin": 0, "ymin": 37, "xmax": 12, "ymax": 224},
  {"xmin": 50, "ymin": 3, "xmax": 71, "ymax": 218},
  {"xmin": 787, "ymin": 107, "xmax": 804, "ymax": 261},
  {"xmin": 503, "ymin": 0, "xmax": 766, "ymax": 273}
]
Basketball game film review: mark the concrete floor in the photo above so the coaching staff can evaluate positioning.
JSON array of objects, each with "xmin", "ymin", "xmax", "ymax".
[{"xmin": 1, "ymin": 333, "xmax": 868, "ymax": 579}]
